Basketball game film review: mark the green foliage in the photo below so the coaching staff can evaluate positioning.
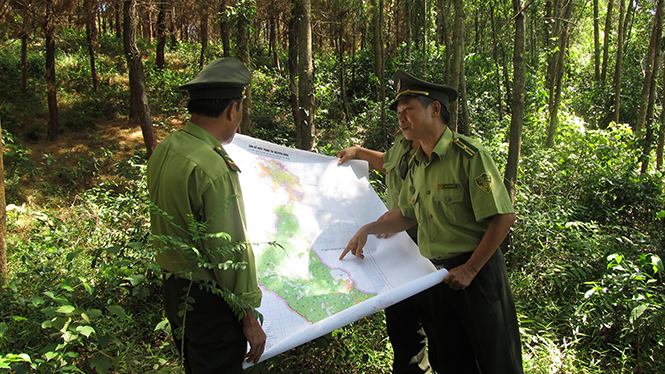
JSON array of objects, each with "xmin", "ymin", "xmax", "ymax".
[{"xmin": 0, "ymin": 156, "xmax": 173, "ymax": 373}]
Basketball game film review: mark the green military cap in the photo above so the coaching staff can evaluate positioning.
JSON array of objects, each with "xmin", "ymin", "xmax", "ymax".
[
  {"xmin": 389, "ymin": 70, "xmax": 458, "ymax": 111},
  {"xmin": 179, "ymin": 57, "xmax": 250, "ymax": 100}
]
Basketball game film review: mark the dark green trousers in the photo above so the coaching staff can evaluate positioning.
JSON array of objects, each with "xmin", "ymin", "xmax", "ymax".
[
  {"xmin": 163, "ymin": 276, "xmax": 246, "ymax": 374},
  {"xmin": 416, "ymin": 250, "xmax": 523, "ymax": 374},
  {"xmin": 385, "ymin": 293, "xmax": 431, "ymax": 374}
]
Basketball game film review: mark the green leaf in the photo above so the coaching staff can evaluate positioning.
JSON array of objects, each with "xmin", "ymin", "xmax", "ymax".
[
  {"xmin": 76, "ymin": 325, "xmax": 95, "ymax": 338},
  {"xmin": 30, "ymin": 296, "xmax": 45, "ymax": 307},
  {"xmin": 104, "ymin": 245, "xmax": 122, "ymax": 254},
  {"xmin": 87, "ymin": 309, "xmax": 103, "ymax": 318},
  {"xmin": 630, "ymin": 304, "xmax": 648, "ymax": 324},
  {"xmin": 154, "ymin": 318, "xmax": 169, "ymax": 331},
  {"xmin": 66, "ymin": 251, "xmax": 79, "ymax": 262},
  {"xmin": 90, "ymin": 355, "xmax": 113, "ymax": 374},
  {"xmin": 56, "ymin": 305, "xmax": 76, "ymax": 314},
  {"xmin": 106, "ymin": 305, "xmax": 126, "ymax": 319},
  {"xmin": 651, "ymin": 255, "xmax": 664, "ymax": 273},
  {"xmin": 132, "ymin": 286, "xmax": 151, "ymax": 299},
  {"xmin": 0, "ymin": 322, "xmax": 7, "ymax": 337},
  {"xmin": 124, "ymin": 274, "xmax": 146, "ymax": 286}
]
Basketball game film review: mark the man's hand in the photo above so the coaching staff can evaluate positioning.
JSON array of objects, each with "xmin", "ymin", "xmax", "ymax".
[
  {"xmin": 337, "ymin": 146, "xmax": 360, "ymax": 165},
  {"xmin": 242, "ymin": 312, "xmax": 266, "ymax": 365},
  {"xmin": 339, "ymin": 226, "xmax": 369, "ymax": 260},
  {"xmin": 443, "ymin": 263, "xmax": 479, "ymax": 291}
]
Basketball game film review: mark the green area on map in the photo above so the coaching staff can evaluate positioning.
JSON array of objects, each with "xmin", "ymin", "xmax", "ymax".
[{"xmin": 254, "ymin": 159, "xmax": 375, "ymax": 323}]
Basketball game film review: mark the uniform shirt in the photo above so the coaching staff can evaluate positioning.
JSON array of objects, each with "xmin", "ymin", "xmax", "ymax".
[
  {"xmin": 398, "ymin": 128, "xmax": 514, "ymax": 260},
  {"xmin": 383, "ymin": 133, "xmax": 416, "ymax": 211},
  {"xmin": 147, "ymin": 121, "xmax": 262, "ymax": 308}
]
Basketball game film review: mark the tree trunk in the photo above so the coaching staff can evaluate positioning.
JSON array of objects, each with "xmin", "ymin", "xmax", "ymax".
[
  {"xmin": 546, "ymin": 0, "xmax": 573, "ymax": 148},
  {"xmin": 156, "ymin": 0, "xmax": 167, "ymax": 69},
  {"xmin": 0, "ymin": 118, "xmax": 6, "ymax": 286},
  {"xmin": 124, "ymin": 0, "xmax": 156, "ymax": 158},
  {"xmin": 269, "ymin": 14, "xmax": 281, "ymax": 72},
  {"xmin": 449, "ymin": 0, "xmax": 464, "ymax": 132},
  {"xmin": 635, "ymin": 0, "xmax": 663, "ymax": 134},
  {"xmin": 21, "ymin": 32, "xmax": 28, "ymax": 94},
  {"xmin": 288, "ymin": 0, "xmax": 300, "ymax": 146},
  {"xmin": 505, "ymin": 0, "xmax": 526, "ymax": 205},
  {"xmin": 45, "ymin": 0, "xmax": 59, "ymax": 142},
  {"xmin": 593, "ymin": 0, "xmax": 600, "ymax": 82},
  {"xmin": 199, "ymin": 9, "xmax": 208, "ymax": 68},
  {"xmin": 237, "ymin": 9, "xmax": 252, "ymax": 135},
  {"xmin": 600, "ymin": 0, "xmax": 613, "ymax": 83},
  {"xmin": 613, "ymin": 0, "xmax": 626, "ymax": 125},
  {"xmin": 220, "ymin": 0, "xmax": 230, "ymax": 57},
  {"xmin": 371, "ymin": 0, "xmax": 385, "ymax": 125},
  {"xmin": 85, "ymin": 0, "xmax": 99, "ymax": 93},
  {"xmin": 489, "ymin": 2, "xmax": 503, "ymax": 122},
  {"xmin": 297, "ymin": 0, "xmax": 315, "ymax": 150}
]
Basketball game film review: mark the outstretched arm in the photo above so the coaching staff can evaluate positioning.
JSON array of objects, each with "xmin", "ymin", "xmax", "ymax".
[{"xmin": 337, "ymin": 146, "xmax": 387, "ymax": 173}]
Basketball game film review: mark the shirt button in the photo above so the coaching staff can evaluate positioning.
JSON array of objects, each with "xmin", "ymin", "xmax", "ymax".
[
  {"xmin": 429, "ymin": 214, "xmax": 433, "ymax": 219},
  {"xmin": 430, "ymin": 238, "xmax": 435, "ymax": 243},
  {"xmin": 426, "ymin": 190, "xmax": 431, "ymax": 194},
  {"xmin": 445, "ymin": 197, "xmax": 451, "ymax": 203}
]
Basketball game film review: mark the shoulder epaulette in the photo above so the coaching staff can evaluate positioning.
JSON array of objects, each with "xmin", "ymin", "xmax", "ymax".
[
  {"xmin": 452, "ymin": 138, "xmax": 478, "ymax": 158},
  {"xmin": 214, "ymin": 146, "xmax": 241, "ymax": 172}
]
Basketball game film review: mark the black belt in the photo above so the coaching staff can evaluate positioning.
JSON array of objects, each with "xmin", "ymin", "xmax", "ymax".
[{"xmin": 430, "ymin": 251, "xmax": 473, "ymax": 270}]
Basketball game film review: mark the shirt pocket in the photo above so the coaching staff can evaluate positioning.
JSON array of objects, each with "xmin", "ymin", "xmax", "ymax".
[{"xmin": 434, "ymin": 186, "xmax": 470, "ymax": 225}]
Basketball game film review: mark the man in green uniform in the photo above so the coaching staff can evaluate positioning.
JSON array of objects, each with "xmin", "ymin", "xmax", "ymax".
[
  {"xmin": 340, "ymin": 70, "xmax": 523, "ymax": 373},
  {"xmin": 337, "ymin": 136, "xmax": 430, "ymax": 374},
  {"xmin": 147, "ymin": 57, "xmax": 266, "ymax": 373}
]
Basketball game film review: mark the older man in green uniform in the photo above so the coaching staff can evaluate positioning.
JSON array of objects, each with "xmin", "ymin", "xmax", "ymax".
[
  {"xmin": 341, "ymin": 70, "xmax": 523, "ymax": 373},
  {"xmin": 337, "ymin": 136, "xmax": 430, "ymax": 374},
  {"xmin": 148, "ymin": 57, "xmax": 266, "ymax": 373}
]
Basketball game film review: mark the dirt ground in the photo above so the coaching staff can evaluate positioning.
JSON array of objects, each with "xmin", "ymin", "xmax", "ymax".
[{"xmin": 10, "ymin": 116, "xmax": 177, "ymax": 207}]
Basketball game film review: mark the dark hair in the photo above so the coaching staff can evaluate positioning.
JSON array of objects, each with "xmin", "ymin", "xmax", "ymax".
[
  {"xmin": 187, "ymin": 97, "xmax": 243, "ymax": 118},
  {"xmin": 415, "ymin": 96, "xmax": 451, "ymax": 125}
]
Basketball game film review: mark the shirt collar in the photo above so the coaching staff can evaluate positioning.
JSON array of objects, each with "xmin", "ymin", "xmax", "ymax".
[
  {"xmin": 413, "ymin": 127, "xmax": 453, "ymax": 165},
  {"xmin": 182, "ymin": 121, "xmax": 221, "ymax": 148}
]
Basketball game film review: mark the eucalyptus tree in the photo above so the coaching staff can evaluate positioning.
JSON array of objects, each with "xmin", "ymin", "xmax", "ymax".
[
  {"xmin": 613, "ymin": 0, "xmax": 625, "ymax": 125},
  {"xmin": 156, "ymin": 0, "xmax": 168, "ymax": 68},
  {"xmin": 448, "ymin": 0, "xmax": 464, "ymax": 132},
  {"xmin": 234, "ymin": 0, "xmax": 255, "ymax": 134}
]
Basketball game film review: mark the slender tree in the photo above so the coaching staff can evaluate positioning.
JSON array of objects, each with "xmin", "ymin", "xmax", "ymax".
[
  {"xmin": 220, "ymin": 0, "xmax": 230, "ymax": 57},
  {"xmin": 0, "ymin": 118, "xmax": 5, "ymax": 286},
  {"xmin": 124, "ymin": 0, "xmax": 156, "ymax": 157},
  {"xmin": 297, "ymin": 0, "xmax": 315, "ymax": 150},
  {"xmin": 593, "ymin": 0, "xmax": 600, "ymax": 82},
  {"xmin": 288, "ymin": 0, "xmax": 299, "ymax": 145},
  {"xmin": 236, "ymin": 0, "xmax": 254, "ymax": 135},
  {"xmin": 449, "ymin": 0, "xmax": 464, "ymax": 132},
  {"xmin": 156, "ymin": 0, "xmax": 167, "ymax": 68},
  {"xmin": 613, "ymin": 0, "xmax": 625, "ymax": 125},
  {"xmin": 545, "ymin": 0, "xmax": 574, "ymax": 148},
  {"xmin": 84, "ymin": 0, "xmax": 99, "ymax": 92},
  {"xmin": 505, "ymin": 0, "xmax": 526, "ymax": 205},
  {"xmin": 635, "ymin": 0, "xmax": 663, "ymax": 134}
]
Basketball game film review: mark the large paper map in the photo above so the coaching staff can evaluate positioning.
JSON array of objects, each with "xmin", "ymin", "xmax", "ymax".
[{"xmin": 225, "ymin": 135, "xmax": 447, "ymax": 367}]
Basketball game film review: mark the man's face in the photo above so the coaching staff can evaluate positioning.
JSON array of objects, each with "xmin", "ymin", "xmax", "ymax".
[{"xmin": 396, "ymin": 97, "xmax": 432, "ymax": 141}]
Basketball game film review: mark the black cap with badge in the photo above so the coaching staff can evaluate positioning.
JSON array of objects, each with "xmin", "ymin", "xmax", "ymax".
[
  {"xmin": 179, "ymin": 57, "xmax": 250, "ymax": 100},
  {"xmin": 389, "ymin": 70, "xmax": 458, "ymax": 111}
]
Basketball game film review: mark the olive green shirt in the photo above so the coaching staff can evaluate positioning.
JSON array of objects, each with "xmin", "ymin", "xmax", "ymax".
[
  {"xmin": 398, "ymin": 128, "xmax": 514, "ymax": 260},
  {"xmin": 147, "ymin": 122, "xmax": 262, "ymax": 308},
  {"xmin": 383, "ymin": 133, "xmax": 417, "ymax": 211}
]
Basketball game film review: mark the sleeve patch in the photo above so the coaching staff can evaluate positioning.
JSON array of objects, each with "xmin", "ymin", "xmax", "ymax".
[
  {"xmin": 214, "ymin": 146, "xmax": 241, "ymax": 172},
  {"xmin": 474, "ymin": 173, "xmax": 492, "ymax": 193}
]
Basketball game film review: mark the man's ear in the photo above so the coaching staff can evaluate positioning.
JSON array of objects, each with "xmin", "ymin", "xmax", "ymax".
[
  {"xmin": 430, "ymin": 100, "xmax": 441, "ymax": 118},
  {"xmin": 225, "ymin": 101, "xmax": 238, "ymax": 120}
]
